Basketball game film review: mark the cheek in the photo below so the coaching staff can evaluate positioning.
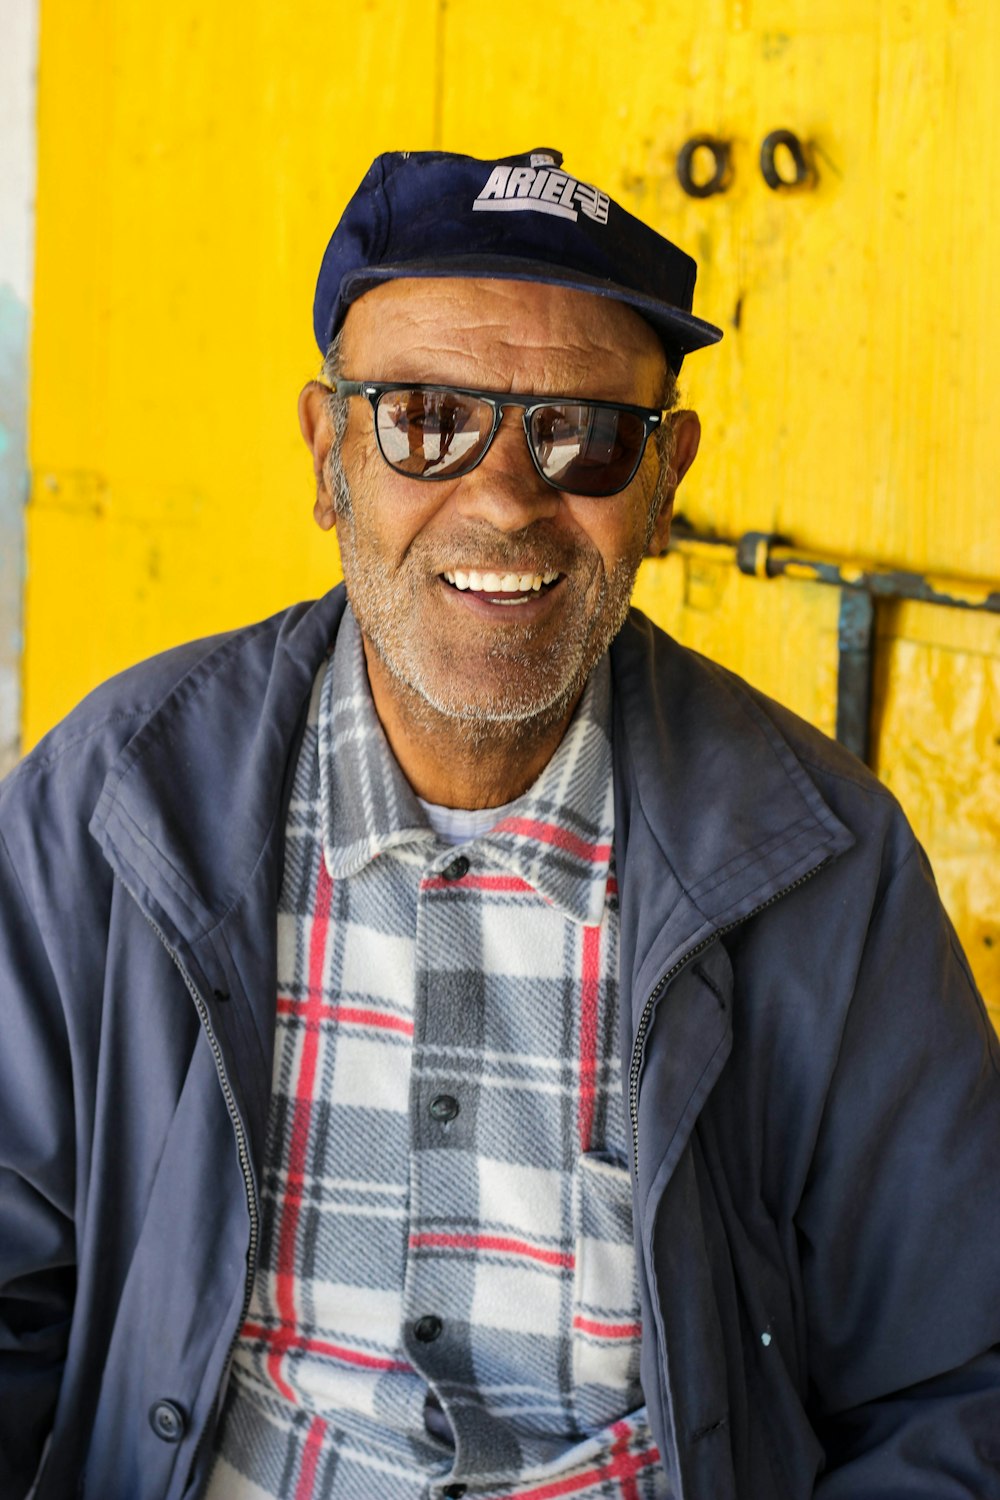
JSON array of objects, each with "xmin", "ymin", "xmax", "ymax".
[
  {"xmin": 338, "ymin": 469, "xmax": 439, "ymax": 573},
  {"xmin": 346, "ymin": 437, "xmax": 381, "ymax": 493},
  {"xmin": 570, "ymin": 494, "xmax": 656, "ymax": 578},
  {"xmin": 627, "ymin": 459, "xmax": 666, "ymax": 550}
]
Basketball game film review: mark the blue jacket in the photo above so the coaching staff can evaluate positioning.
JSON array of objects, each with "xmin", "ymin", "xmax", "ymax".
[{"xmin": 2, "ymin": 587, "xmax": 999, "ymax": 1499}]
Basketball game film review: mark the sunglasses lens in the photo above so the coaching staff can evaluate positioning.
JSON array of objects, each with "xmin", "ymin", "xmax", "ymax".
[
  {"xmin": 375, "ymin": 389, "xmax": 492, "ymax": 478},
  {"xmin": 529, "ymin": 404, "xmax": 647, "ymax": 496}
]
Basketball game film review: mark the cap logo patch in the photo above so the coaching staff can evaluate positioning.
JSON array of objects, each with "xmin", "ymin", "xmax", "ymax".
[{"xmin": 473, "ymin": 165, "xmax": 610, "ymax": 225}]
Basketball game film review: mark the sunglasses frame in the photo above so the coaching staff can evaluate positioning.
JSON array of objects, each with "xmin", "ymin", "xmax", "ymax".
[{"xmin": 332, "ymin": 379, "xmax": 665, "ymax": 497}]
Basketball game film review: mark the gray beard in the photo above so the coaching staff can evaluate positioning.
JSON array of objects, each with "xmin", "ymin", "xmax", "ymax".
[{"xmin": 326, "ymin": 443, "xmax": 660, "ymax": 738}]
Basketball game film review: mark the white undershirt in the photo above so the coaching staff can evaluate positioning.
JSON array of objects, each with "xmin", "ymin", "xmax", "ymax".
[{"xmin": 417, "ymin": 794, "xmax": 522, "ymax": 846}]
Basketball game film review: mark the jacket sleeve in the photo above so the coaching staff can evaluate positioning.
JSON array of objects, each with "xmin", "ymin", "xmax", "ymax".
[
  {"xmin": 0, "ymin": 827, "xmax": 77, "ymax": 1498},
  {"xmin": 797, "ymin": 837, "xmax": 1000, "ymax": 1494}
]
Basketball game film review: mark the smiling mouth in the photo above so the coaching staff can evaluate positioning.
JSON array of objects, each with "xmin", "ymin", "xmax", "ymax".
[{"xmin": 441, "ymin": 568, "xmax": 561, "ymax": 605}]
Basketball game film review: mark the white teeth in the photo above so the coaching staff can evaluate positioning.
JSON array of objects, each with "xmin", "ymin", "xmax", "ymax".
[{"xmin": 442, "ymin": 568, "xmax": 560, "ymax": 594}]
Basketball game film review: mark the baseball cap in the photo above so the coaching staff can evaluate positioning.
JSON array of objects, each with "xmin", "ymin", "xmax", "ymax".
[{"xmin": 312, "ymin": 147, "xmax": 723, "ymax": 374}]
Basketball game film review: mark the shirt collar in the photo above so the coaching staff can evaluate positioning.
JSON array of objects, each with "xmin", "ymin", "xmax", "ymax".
[
  {"xmin": 319, "ymin": 608, "xmax": 614, "ymax": 926},
  {"xmin": 478, "ymin": 660, "xmax": 614, "ymax": 926},
  {"xmin": 319, "ymin": 609, "xmax": 434, "ymax": 879}
]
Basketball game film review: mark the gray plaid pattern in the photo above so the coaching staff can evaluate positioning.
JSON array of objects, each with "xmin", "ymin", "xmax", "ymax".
[{"xmin": 207, "ymin": 610, "xmax": 667, "ymax": 1499}]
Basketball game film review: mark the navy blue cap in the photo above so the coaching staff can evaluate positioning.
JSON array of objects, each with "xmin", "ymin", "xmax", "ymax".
[{"xmin": 313, "ymin": 147, "xmax": 723, "ymax": 374}]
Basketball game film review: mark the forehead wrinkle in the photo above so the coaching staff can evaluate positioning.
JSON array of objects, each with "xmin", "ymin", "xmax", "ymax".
[
  {"xmin": 485, "ymin": 332, "xmax": 631, "ymax": 378},
  {"xmin": 382, "ymin": 334, "xmax": 661, "ymax": 402},
  {"xmin": 343, "ymin": 278, "xmax": 666, "ymax": 402}
]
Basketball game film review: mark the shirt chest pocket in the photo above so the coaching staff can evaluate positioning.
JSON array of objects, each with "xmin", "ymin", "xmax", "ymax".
[{"xmin": 571, "ymin": 1151, "xmax": 644, "ymax": 1431}]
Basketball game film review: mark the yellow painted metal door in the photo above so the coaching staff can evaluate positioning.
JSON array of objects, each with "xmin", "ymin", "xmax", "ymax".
[{"xmin": 27, "ymin": 0, "xmax": 1000, "ymax": 1018}]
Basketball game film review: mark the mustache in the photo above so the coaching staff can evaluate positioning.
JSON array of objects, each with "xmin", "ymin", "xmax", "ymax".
[{"xmin": 424, "ymin": 523, "xmax": 583, "ymax": 574}]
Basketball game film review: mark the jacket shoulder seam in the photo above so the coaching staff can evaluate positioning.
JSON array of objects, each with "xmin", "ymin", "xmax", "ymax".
[
  {"xmin": 12, "ymin": 614, "xmax": 291, "ymax": 788},
  {"xmin": 6, "ymin": 708, "xmax": 157, "ymax": 780},
  {"xmin": 797, "ymin": 751, "xmax": 896, "ymax": 802}
]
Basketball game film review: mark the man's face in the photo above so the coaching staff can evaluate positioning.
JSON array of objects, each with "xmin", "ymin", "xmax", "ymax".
[{"xmin": 304, "ymin": 277, "xmax": 697, "ymax": 731}]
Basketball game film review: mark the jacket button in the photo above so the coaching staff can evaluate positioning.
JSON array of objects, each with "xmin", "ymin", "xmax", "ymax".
[
  {"xmin": 149, "ymin": 1399, "xmax": 186, "ymax": 1442},
  {"xmin": 441, "ymin": 856, "xmax": 469, "ymax": 882},
  {"xmin": 414, "ymin": 1314, "xmax": 443, "ymax": 1342},
  {"xmin": 429, "ymin": 1094, "xmax": 459, "ymax": 1122}
]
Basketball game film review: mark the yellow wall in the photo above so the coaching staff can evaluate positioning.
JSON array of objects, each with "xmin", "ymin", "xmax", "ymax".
[{"xmin": 27, "ymin": 0, "xmax": 1000, "ymax": 1020}]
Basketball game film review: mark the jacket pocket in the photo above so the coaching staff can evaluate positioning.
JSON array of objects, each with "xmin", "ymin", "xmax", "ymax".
[{"xmin": 571, "ymin": 1151, "xmax": 643, "ymax": 1432}]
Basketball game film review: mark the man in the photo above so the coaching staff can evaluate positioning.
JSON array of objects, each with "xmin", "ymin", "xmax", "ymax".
[{"xmin": 1, "ymin": 147, "xmax": 999, "ymax": 1500}]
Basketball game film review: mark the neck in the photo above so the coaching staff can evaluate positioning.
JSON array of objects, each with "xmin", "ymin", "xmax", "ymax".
[{"xmin": 362, "ymin": 641, "xmax": 582, "ymax": 809}]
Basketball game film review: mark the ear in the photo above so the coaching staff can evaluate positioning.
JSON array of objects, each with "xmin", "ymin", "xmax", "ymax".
[
  {"xmin": 298, "ymin": 381, "xmax": 338, "ymax": 532},
  {"xmin": 645, "ymin": 409, "xmax": 701, "ymax": 556}
]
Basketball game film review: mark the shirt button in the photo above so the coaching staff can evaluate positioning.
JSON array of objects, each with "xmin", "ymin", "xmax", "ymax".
[
  {"xmin": 443, "ymin": 1486, "xmax": 468, "ymax": 1498},
  {"xmin": 149, "ymin": 1399, "xmax": 186, "ymax": 1442},
  {"xmin": 441, "ymin": 855, "xmax": 470, "ymax": 882},
  {"xmin": 414, "ymin": 1314, "xmax": 444, "ymax": 1343},
  {"xmin": 429, "ymin": 1094, "xmax": 460, "ymax": 1122}
]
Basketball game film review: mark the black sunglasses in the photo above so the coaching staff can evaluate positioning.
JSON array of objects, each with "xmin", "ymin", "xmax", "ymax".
[{"xmin": 332, "ymin": 380, "xmax": 665, "ymax": 498}]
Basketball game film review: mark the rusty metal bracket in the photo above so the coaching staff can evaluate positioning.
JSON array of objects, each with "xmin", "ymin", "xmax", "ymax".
[
  {"xmin": 672, "ymin": 520, "xmax": 1000, "ymax": 615},
  {"xmin": 835, "ymin": 590, "xmax": 875, "ymax": 762},
  {"xmin": 760, "ymin": 129, "xmax": 815, "ymax": 189},
  {"xmin": 676, "ymin": 137, "xmax": 733, "ymax": 198},
  {"xmin": 736, "ymin": 531, "xmax": 791, "ymax": 578},
  {"xmin": 666, "ymin": 519, "xmax": 1000, "ymax": 765}
]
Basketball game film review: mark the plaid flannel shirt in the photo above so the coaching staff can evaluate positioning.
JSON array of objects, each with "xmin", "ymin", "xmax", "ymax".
[{"xmin": 207, "ymin": 609, "xmax": 668, "ymax": 1500}]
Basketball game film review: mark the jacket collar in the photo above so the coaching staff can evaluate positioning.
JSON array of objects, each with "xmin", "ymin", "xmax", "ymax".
[
  {"xmin": 609, "ymin": 610, "xmax": 854, "ymax": 1018},
  {"xmin": 90, "ymin": 590, "xmax": 349, "ymax": 952}
]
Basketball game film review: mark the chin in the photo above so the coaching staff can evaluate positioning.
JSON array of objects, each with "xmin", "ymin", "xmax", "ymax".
[{"xmin": 403, "ymin": 661, "xmax": 589, "ymax": 733}]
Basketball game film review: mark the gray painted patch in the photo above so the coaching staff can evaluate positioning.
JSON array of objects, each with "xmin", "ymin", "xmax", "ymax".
[
  {"xmin": 0, "ymin": 283, "xmax": 27, "ymax": 773},
  {"xmin": 0, "ymin": 0, "xmax": 37, "ymax": 775}
]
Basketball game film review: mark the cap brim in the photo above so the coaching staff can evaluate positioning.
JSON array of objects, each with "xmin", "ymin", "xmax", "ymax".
[{"xmin": 337, "ymin": 255, "xmax": 723, "ymax": 369}]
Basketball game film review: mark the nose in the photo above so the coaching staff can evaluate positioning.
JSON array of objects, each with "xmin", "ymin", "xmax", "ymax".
[{"xmin": 452, "ymin": 409, "xmax": 561, "ymax": 532}]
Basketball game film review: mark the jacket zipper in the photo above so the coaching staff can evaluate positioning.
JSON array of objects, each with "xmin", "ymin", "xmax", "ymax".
[
  {"xmin": 628, "ymin": 860, "xmax": 832, "ymax": 1176},
  {"xmin": 115, "ymin": 880, "xmax": 261, "ymax": 1452}
]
